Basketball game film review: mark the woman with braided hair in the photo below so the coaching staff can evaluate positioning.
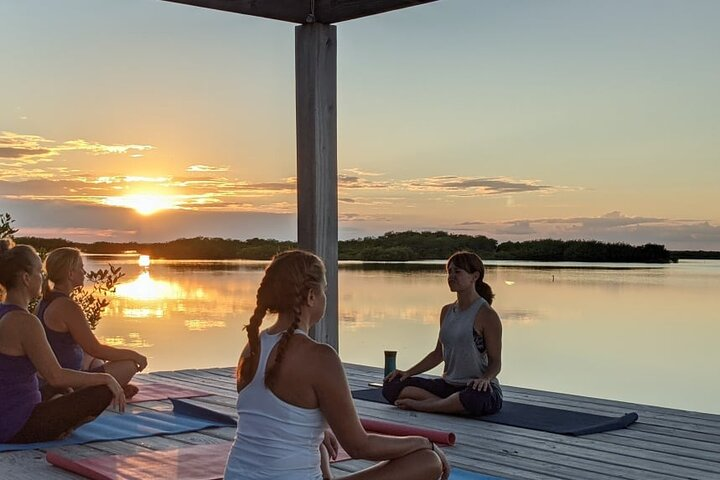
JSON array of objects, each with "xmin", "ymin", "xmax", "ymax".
[{"xmin": 224, "ymin": 250, "xmax": 449, "ymax": 480}]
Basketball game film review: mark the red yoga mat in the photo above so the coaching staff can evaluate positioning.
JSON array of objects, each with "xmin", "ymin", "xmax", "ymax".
[
  {"xmin": 127, "ymin": 382, "xmax": 212, "ymax": 403},
  {"xmin": 360, "ymin": 418, "xmax": 456, "ymax": 446},
  {"xmin": 47, "ymin": 442, "xmax": 351, "ymax": 480}
]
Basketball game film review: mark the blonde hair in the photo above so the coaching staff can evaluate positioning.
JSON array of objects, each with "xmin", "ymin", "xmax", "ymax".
[
  {"xmin": 237, "ymin": 250, "xmax": 326, "ymax": 389},
  {"xmin": 44, "ymin": 247, "xmax": 82, "ymax": 296}
]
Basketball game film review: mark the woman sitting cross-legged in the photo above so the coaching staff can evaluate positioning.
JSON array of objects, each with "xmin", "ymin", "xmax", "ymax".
[
  {"xmin": 0, "ymin": 241, "xmax": 125, "ymax": 444},
  {"xmin": 383, "ymin": 251, "xmax": 503, "ymax": 417},
  {"xmin": 224, "ymin": 250, "xmax": 449, "ymax": 480},
  {"xmin": 37, "ymin": 247, "xmax": 147, "ymax": 400}
]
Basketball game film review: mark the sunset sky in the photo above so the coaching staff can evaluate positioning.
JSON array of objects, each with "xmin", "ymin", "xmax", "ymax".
[{"xmin": 1, "ymin": 0, "xmax": 719, "ymax": 249}]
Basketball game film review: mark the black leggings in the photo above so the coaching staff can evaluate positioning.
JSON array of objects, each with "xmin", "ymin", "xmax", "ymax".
[
  {"xmin": 383, "ymin": 377, "xmax": 502, "ymax": 416},
  {"xmin": 8, "ymin": 385, "xmax": 112, "ymax": 443}
]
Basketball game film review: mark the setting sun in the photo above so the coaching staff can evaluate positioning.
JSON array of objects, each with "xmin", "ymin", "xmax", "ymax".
[{"xmin": 104, "ymin": 194, "xmax": 177, "ymax": 215}]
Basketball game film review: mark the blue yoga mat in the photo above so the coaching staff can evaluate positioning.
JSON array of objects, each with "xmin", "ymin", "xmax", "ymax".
[
  {"xmin": 451, "ymin": 468, "xmax": 504, "ymax": 480},
  {"xmin": 0, "ymin": 399, "xmax": 236, "ymax": 452},
  {"xmin": 352, "ymin": 388, "xmax": 638, "ymax": 436}
]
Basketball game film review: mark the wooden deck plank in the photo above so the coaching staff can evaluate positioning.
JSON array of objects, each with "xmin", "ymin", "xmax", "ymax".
[
  {"xmin": 346, "ymin": 362, "xmax": 720, "ymax": 421},
  {"xmin": 345, "ymin": 364, "xmax": 720, "ymax": 429},
  {"xmin": 2, "ymin": 364, "xmax": 719, "ymax": 480},
  {"xmin": 174, "ymin": 387, "xmax": 720, "ymax": 478},
  {"xmin": 344, "ymin": 367, "xmax": 720, "ymax": 445},
  {"xmin": 161, "ymin": 365, "xmax": 720, "ymax": 478},
  {"xmin": 351, "ymin": 402, "xmax": 714, "ymax": 479}
]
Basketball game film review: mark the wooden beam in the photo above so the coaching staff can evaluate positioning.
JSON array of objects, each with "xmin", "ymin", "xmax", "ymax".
[
  {"xmin": 161, "ymin": 0, "xmax": 440, "ymax": 24},
  {"xmin": 318, "ymin": 0, "xmax": 439, "ymax": 24},
  {"xmin": 161, "ymin": 0, "xmax": 313, "ymax": 24},
  {"xmin": 295, "ymin": 24, "xmax": 339, "ymax": 350}
]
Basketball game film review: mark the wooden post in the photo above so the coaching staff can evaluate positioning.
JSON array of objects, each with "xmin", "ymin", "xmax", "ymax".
[
  {"xmin": 295, "ymin": 23, "xmax": 338, "ymax": 350},
  {"xmin": 160, "ymin": 0, "xmax": 439, "ymax": 352}
]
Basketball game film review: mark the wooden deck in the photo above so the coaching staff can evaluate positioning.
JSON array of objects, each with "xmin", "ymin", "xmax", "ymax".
[{"xmin": 2, "ymin": 364, "xmax": 719, "ymax": 479}]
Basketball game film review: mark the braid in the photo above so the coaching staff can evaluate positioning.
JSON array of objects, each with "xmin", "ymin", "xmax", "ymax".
[
  {"xmin": 265, "ymin": 279, "xmax": 305, "ymax": 389},
  {"xmin": 237, "ymin": 301, "xmax": 267, "ymax": 390}
]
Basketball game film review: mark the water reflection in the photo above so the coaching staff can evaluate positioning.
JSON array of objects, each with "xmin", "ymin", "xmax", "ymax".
[
  {"xmin": 122, "ymin": 307, "xmax": 165, "ymax": 319},
  {"xmin": 84, "ymin": 257, "xmax": 720, "ymax": 415},
  {"xmin": 184, "ymin": 319, "xmax": 227, "ymax": 331},
  {"xmin": 98, "ymin": 332, "xmax": 153, "ymax": 349},
  {"xmin": 115, "ymin": 271, "xmax": 188, "ymax": 302},
  {"xmin": 500, "ymin": 310, "xmax": 539, "ymax": 325}
]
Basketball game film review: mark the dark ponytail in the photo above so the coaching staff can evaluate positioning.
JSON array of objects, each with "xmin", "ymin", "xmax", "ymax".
[
  {"xmin": 475, "ymin": 279, "xmax": 494, "ymax": 306},
  {"xmin": 447, "ymin": 250, "xmax": 494, "ymax": 305}
]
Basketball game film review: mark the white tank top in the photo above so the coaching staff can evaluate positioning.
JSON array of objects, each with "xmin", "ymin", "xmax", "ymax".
[{"xmin": 224, "ymin": 330, "xmax": 326, "ymax": 480}]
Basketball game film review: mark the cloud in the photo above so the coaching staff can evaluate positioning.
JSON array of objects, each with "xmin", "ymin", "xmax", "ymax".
[
  {"xmin": 339, "ymin": 213, "xmax": 393, "ymax": 222},
  {"xmin": 496, "ymin": 221, "xmax": 536, "ymax": 235},
  {"xmin": 0, "ymin": 171, "xmax": 300, "ymax": 212},
  {"xmin": 0, "ymin": 131, "xmax": 154, "ymax": 163},
  {"xmin": 336, "ymin": 171, "xmax": 562, "ymax": 197},
  {"xmin": 2, "ymin": 137, "xmax": 564, "ymax": 216},
  {"xmin": 338, "ymin": 174, "xmax": 389, "ymax": 190},
  {"xmin": 1, "ymin": 198, "xmax": 296, "ymax": 242},
  {"xmin": 0, "ymin": 147, "xmax": 52, "ymax": 159},
  {"xmin": 533, "ymin": 211, "xmax": 665, "ymax": 229},
  {"xmin": 404, "ymin": 176, "xmax": 556, "ymax": 195},
  {"xmin": 19, "ymin": 226, "xmax": 137, "ymax": 241},
  {"xmin": 0, "ymin": 179, "xmax": 112, "ymax": 198},
  {"xmin": 455, "ymin": 212, "xmax": 720, "ymax": 250},
  {"xmin": 187, "ymin": 164, "xmax": 230, "ymax": 173},
  {"xmin": 342, "ymin": 168, "xmax": 385, "ymax": 177},
  {"xmin": 59, "ymin": 140, "xmax": 153, "ymax": 155}
]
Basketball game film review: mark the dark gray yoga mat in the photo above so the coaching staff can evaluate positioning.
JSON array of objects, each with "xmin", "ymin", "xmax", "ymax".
[{"xmin": 352, "ymin": 388, "xmax": 638, "ymax": 436}]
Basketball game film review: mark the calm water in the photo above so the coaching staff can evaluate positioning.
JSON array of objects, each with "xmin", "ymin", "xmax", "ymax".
[{"xmin": 85, "ymin": 256, "xmax": 720, "ymax": 415}]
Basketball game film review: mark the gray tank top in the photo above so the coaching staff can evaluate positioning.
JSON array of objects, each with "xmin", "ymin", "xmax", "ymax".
[{"xmin": 440, "ymin": 296, "xmax": 499, "ymax": 387}]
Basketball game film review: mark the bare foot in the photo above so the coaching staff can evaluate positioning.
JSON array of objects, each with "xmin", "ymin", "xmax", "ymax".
[
  {"xmin": 123, "ymin": 383, "xmax": 139, "ymax": 400},
  {"xmin": 395, "ymin": 398, "xmax": 423, "ymax": 410}
]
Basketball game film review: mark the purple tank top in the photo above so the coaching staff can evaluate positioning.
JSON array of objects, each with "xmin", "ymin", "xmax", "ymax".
[
  {"xmin": 37, "ymin": 291, "xmax": 83, "ymax": 371},
  {"xmin": 0, "ymin": 304, "xmax": 41, "ymax": 442}
]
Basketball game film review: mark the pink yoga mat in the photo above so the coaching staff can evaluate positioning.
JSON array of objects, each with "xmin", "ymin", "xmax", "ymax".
[
  {"xmin": 360, "ymin": 418, "xmax": 456, "ymax": 446},
  {"xmin": 48, "ymin": 442, "xmax": 351, "ymax": 480},
  {"xmin": 127, "ymin": 383, "xmax": 212, "ymax": 403}
]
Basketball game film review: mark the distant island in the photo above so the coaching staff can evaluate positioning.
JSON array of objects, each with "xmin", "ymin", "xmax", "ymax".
[{"xmin": 13, "ymin": 230, "xmax": 710, "ymax": 263}]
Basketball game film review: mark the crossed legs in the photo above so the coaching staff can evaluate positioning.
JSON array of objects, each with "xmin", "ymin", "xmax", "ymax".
[
  {"xmin": 320, "ymin": 442, "xmax": 443, "ymax": 480},
  {"xmin": 394, "ymin": 386, "xmax": 466, "ymax": 414},
  {"xmin": 382, "ymin": 377, "xmax": 502, "ymax": 417}
]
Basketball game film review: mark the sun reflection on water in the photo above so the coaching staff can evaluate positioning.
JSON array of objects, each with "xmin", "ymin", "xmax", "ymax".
[
  {"xmin": 122, "ymin": 307, "xmax": 165, "ymax": 319},
  {"xmin": 99, "ymin": 332, "xmax": 153, "ymax": 348},
  {"xmin": 184, "ymin": 319, "xmax": 227, "ymax": 331},
  {"xmin": 115, "ymin": 271, "xmax": 186, "ymax": 301}
]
